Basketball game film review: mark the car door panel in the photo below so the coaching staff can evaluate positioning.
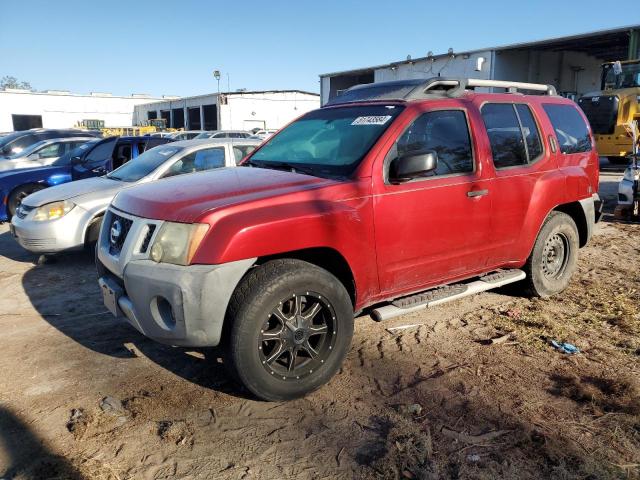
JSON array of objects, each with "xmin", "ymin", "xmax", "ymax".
[{"xmin": 372, "ymin": 102, "xmax": 494, "ymax": 295}]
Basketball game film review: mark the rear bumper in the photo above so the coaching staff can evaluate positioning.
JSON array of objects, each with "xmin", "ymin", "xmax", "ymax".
[{"xmin": 97, "ymin": 257, "xmax": 255, "ymax": 347}]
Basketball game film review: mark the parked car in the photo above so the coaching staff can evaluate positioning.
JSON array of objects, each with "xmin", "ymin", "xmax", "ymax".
[
  {"xmin": 0, "ymin": 129, "xmax": 101, "ymax": 158},
  {"xmin": 167, "ymin": 130, "xmax": 207, "ymax": 141},
  {"xmin": 145, "ymin": 132, "xmax": 174, "ymax": 138},
  {"xmin": 96, "ymin": 77, "xmax": 601, "ymax": 401},
  {"xmin": 194, "ymin": 130, "xmax": 253, "ymax": 139},
  {"xmin": 0, "ymin": 137, "xmax": 91, "ymax": 172},
  {"xmin": 0, "ymin": 136, "xmax": 171, "ymax": 221},
  {"xmin": 11, "ymin": 138, "xmax": 260, "ymax": 253},
  {"xmin": 251, "ymin": 129, "xmax": 278, "ymax": 140}
]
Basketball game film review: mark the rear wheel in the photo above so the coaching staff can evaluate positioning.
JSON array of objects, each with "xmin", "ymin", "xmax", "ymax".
[
  {"xmin": 523, "ymin": 211, "xmax": 579, "ymax": 297},
  {"xmin": 224, "ymin": 259, "xmax": 354, "ymax": 401},
  {"xmin": 7, "ymin": 184, "xmax": 45, "ymax": 218}
]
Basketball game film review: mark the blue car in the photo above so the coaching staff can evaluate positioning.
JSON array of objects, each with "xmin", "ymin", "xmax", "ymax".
[{"xmin": 0, "ymin": 135, "xmax": 171, "ymax": 221}]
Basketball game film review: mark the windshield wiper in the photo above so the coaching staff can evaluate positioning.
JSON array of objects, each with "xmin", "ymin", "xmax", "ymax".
[{"xmin": 249, "ymin": 160, "xmax": 319, "ymax": 177}]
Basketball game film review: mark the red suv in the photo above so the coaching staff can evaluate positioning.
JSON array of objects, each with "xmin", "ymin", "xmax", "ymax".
[{"xmin": 96, "ymin": 78, "xmax": 601, "ymax": 401}]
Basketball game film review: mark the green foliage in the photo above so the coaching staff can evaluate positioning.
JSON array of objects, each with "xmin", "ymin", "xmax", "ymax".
[{"xmin": 1, "ymin": 76, "xmax": 32, "ymax": 90}]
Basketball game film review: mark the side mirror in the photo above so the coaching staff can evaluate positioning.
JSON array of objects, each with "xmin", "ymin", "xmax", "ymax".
[
  {"xmin": 28, "ymin": 153, "xmax": 41, "ymax": 160},
  {"xmin": 390, "ymin": 150, "xmax": 438, "ymax": 182},
  {"xmin": 70, "ymin": 156, "xmax": 82, "ymax": 165}
]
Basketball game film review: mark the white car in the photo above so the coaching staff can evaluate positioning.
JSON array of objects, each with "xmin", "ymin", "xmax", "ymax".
[
  {"xmin": 251, "ymin": 129, "xmax": 278, "ymax": 140},
  {"xmin": 0, "ymin": 137, "xmax": 91, "ymax": 172},
  {"xmin": 194, "ymin": 130, "xmax": 253, "ymax": 139},
  {"xmin": 166, "ymin": 130, "xmax": 208, "ymax": 141},
  {"xmin": 11, "ymin": 138, "xmax": 261, "ymax": 254}
]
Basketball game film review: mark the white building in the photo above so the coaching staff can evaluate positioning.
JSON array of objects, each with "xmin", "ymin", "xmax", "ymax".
[
  {"xmin": 133, "ymin": 90, "xmax": 320, "ymax": 132},
  {"xmin": 320, "ymin": 25, "xmax": 640, "ymax": 105},
  {"xmin": 0, "ymin": 89, "xmax": 166, "ymax": 132}
]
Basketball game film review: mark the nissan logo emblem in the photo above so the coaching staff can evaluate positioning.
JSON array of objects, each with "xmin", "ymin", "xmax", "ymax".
[{"xmin": 110, "ymin": 219, "xmax": 122, "ymax": 245}]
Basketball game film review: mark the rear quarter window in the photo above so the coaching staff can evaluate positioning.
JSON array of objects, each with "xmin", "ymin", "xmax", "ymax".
[{"xmin": 542, "ymin": 104, "xmax": 592, "ymax": 154}]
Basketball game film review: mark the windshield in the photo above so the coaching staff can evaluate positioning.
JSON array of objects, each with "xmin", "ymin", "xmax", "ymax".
[
  {"xmin": 52, "ymin": 140, "xmax": 99, "ymax": 166},
  {"xmin": 602, "ymin": 62, "xmax": 640, "ymax": 89},
  {"xmin": 249, "ymin": 104, "xmax": 404, "ymax": 176},
  {"xmin": 0, "ymin": 131, "xmax": 26, "ymax": 152},
  {"xmin": 106, "ymin": 145, "xmax": 181, "ymax": 182}
]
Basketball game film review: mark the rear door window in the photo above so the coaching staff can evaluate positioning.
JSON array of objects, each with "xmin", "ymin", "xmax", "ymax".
[
  {"xmin": 542, "ymin": 104, "xmax": 592, "ymax": 154},
  {"xmin": 481, "ymin": 104, "xmax": 528, "ymax": 168},
  {"xmin": 481, "ymin": 103, "xmax": 543, "ymax": 168}
]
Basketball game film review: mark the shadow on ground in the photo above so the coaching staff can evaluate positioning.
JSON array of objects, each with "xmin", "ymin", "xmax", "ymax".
[{"xmin": 0, "ymin": 405, "xmax": 83, "ymax": 479}]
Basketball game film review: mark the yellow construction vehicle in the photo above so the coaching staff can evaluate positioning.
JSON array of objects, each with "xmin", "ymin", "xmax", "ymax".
[{"xmin": 578, "ymin": 60, "xmax": 640, "ymax": 163}]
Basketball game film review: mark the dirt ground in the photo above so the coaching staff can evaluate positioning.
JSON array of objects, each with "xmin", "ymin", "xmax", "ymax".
[{"xmin": 0, "ymin": 165, "xmax": 638, "ymax": 480}]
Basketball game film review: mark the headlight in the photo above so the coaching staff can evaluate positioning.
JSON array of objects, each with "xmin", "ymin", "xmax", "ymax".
[
  {"xmin": 623, "ymin": 167, "xmax": 640, "ymax": 182},
  {"xmin": 32, "ymin": 200, "xmax": 75, "ymax": 221},
  {"xmin": 149, "ymin": 222, "xmax": 209, "ymax": 265}
]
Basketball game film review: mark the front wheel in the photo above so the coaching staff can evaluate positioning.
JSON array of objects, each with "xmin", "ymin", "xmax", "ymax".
[
  {"xmin": 7, "ymin": 184, "xmax": 45, "ymax": 218},
  {"xmin": 523, "ymin": 211, "xmax": 579, "ymax": 297},
  {"xmin": 224, "ymin": 259, "xmax": 354, "ymax": 401}
]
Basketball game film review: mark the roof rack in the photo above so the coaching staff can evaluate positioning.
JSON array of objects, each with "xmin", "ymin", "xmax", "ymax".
[
  {"xmin": 407, "ymin": 77, "xmax": 557, "ymax": 98},
  {"xmin": 326, "ymin": 77, "xmax": 557, "ymax": 106}
]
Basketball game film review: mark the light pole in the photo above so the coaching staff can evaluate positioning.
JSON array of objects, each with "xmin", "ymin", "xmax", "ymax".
[{"xmin": 213, "ymin": 70, "xmax": 221, "ymax": 95}]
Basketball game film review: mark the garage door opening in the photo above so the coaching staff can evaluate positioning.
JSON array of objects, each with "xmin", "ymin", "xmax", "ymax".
[
  {"xmin": 188, "ymin": 107, "xmax": 201, "ymax": 130},
  {"xmin": 12, "ymin": 114, "xmax": 43, "ymax": 131}
]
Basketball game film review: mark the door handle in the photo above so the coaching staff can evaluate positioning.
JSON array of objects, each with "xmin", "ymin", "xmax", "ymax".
[{"xmin": 467, "ymin": 189, "xmax": 489, "ymax": 198}]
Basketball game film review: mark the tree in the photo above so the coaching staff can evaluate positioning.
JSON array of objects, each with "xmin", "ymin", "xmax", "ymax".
[{"xmin": 1, "ymin": 76, "xmax": 32, "ymax": 90}]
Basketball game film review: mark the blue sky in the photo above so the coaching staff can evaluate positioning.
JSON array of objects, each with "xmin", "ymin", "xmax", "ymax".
[{"xmin": 1, "ymin": 0, "xmax": 636, "ymax": 97}]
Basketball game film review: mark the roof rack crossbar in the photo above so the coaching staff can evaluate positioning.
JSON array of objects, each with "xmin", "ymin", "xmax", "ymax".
[{"xmin": 421, "ymin": 78, "xmax": 557, "ymax": 97}]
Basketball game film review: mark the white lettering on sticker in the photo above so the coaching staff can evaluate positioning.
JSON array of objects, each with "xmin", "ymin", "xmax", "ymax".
[{"xmin": 351, "ymin": 115, "xmax": 392, "ymax": 126}]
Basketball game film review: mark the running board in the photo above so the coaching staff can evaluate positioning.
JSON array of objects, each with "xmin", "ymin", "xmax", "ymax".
[{"xmin": 371, "ymin": 269, "xmax": 526, "ymax": 322}]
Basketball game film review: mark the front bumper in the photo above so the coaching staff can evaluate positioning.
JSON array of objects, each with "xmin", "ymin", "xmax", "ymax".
[
  {"xmin": 97, "ymin": 257, "xmax": 255, "ymax": 347},
  {"xmin": 10, "ymin": 204, "xmax": 92, "ymax": 253}
]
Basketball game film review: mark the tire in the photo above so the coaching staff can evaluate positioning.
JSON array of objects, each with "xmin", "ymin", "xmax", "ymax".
[
  {"xmin": 84, "ymin": 215, "xmax": 104, "ymax": 252},
  {"xmin": 523, "ymin": 211, "xmax": 579, "ymax": 297},
  {"xmin": 224, "ymin": 259, "xmax": 354, "ymax": 401},
  {"xmin": 7, "ymin": 184, "xmax": 45, "ymax": 218}
]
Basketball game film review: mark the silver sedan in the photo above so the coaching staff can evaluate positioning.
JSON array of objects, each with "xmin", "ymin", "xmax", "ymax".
[
  {"xmin": 10, "ymin": 138, "xmax": 261, "ymax": 254},
  {"xmin": 0, "ymin": 137, "xmax": 92, "ymax": 172}
]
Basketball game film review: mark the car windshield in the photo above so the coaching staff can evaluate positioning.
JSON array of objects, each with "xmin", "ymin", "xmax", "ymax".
[
  {"xmin": 52, "ymin": 140, "xmax": 99, "ymax": 166},
  {"xmin": 603, "ymin": 62, "xmax": 640, "ymax": 89},
  {"xmin": 248, "ymin": 104, "xmax": 404, "ymax": 176},
  {"xmin": 106, "ymin": 145, "xmax": 182, "ymax": 182},
  {"xmin": 0, "ymin": 131, "xmax": 26, "ymax": 151}
]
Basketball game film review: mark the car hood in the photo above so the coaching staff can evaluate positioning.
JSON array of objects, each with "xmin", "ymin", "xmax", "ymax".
[
  {"xmin": 23, "ymin": 176, "xmax": 125, "ymax": 207},
  {"xmin": 112, "ymin": 167, "xmax": 337, "ymax": 223},
  {"xmin": 0, "ymin": 165, "xmax": 70, "ymax": 189}
]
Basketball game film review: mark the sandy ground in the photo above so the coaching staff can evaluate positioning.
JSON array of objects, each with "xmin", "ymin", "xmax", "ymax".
[{"xmin": 0, "ymin": 165, "xmax": 638, "ymax": 480}]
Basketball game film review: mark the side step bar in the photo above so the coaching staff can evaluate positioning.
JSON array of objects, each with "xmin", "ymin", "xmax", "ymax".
[{"xmin": 371, "ymin": 269, "xmax": 526, "ymax": 322}]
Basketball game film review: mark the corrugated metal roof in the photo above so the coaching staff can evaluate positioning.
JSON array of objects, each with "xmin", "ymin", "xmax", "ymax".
[{"xmin": 320, "ymin": 24, "xmax": 640, "ymax": 78}]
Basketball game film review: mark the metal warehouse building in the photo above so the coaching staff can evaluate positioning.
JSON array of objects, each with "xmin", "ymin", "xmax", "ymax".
[
  {"xmin": 320, "ymin": 25, "xmax": 640, "ymax": 105},
  {"xmin": 132, "ymin": 90, "xmax": 320, "ymax": 132},
  {"xmin": 0, "ymin": 89, "xmax": 166, "ymax": 132}
]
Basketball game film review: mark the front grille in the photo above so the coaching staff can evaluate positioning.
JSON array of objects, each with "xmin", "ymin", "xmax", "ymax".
[
  {"xmin": 16, "ymin": 204, "xmax": 35, "ymax": 219},
  {"xmin": 577, "ymin": 95, "xmax": 619, "ymax": 135},
  {"xmin": 108, "ymin": 213, "xmax": 133, "ymax": 256},
  {"xmin": 140, "ymin": 225, "xmax": 156, "ymax": 253}
]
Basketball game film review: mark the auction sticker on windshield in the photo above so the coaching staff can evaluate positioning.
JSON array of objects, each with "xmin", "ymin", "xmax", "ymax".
[{"xmin": 351, "ymin": 115, "xmax": 392, "ymax": 126}]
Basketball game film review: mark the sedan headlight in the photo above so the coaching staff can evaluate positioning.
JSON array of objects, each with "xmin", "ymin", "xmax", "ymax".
[
  {"xmin": 149, "ymin": 222, "xmax": 209, "ymax": 265},
  {"xmin": 623, "ymin": 167, "xmax": 640, "ymax": 182},
  {"xmin": 32, "ymin": 200, "xmax": 75, "ymax": 221}
]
